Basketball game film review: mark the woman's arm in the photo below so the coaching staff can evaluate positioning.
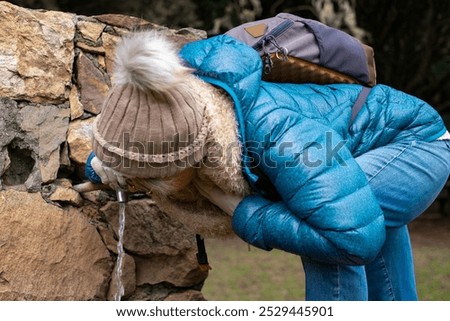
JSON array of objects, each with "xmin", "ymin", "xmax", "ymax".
[{"xmin": 232, "ymin": 110, "xmax": 385, "ymax": 265}]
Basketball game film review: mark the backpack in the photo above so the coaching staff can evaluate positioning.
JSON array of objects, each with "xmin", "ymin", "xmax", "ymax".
[
  {"xmin": 225, "ymin": 13, "xmax": 375, "ymax": 200},
  {"xmin": 225, "ymin": 12, "xmax": 376, "ymax": 86}
]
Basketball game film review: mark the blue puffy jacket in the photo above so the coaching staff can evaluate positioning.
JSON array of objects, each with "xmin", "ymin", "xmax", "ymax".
[{"xmin": 180, "ymin": 35, "xmax": 447, "ymax": 265}]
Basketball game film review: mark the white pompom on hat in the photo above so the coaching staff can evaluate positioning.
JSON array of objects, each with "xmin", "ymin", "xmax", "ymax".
[{"xmin": 92, "ymin": 31, "xmax": 208, "ymax": 178}]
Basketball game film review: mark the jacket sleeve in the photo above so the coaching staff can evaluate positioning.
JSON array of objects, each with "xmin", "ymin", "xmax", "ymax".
[
  {"xmin": 84, "ymin": 151, "xmax": 102, "ymax": 184},
  {"xmin": 232, "ymin": 107, "xmax": 386, "ymax": 265}
]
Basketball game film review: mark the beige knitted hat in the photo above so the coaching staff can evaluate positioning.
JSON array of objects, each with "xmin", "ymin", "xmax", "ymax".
[{"xmin": 92, "ymin": 31, "xmax": 208, "ymax": 178}]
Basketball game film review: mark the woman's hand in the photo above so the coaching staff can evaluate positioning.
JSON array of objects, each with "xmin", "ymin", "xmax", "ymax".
[
  {"xmin": 90, "ymin": 156, "xmax": 127, "ymax": 190},
  {"xmin": 193, "ymin": 180, "xmax": 243, "ymax": 216}
]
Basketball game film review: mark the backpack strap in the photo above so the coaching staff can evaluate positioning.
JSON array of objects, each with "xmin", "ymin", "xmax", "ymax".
[
  {"xmin": 195, "ymin": 234, "xmax": 212, "ymax": 271},
  {"xmin": 350, "ymin": 86, "xmax": 371, "ymax": 125}
]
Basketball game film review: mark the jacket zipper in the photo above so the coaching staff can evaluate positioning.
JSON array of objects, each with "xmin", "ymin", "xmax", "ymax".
[
  {"xmin": 252, "ymin": 19, "xmax": 294, "ymax": 52},
  {"xmin": 252, "ymin": 19, "xmax": 293, "ymax": 74}
]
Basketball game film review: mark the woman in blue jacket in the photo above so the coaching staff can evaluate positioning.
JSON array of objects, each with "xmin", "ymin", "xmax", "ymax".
[{"xmin": 86, "ymin": 32, "xmax": 450, "ymax": 300}]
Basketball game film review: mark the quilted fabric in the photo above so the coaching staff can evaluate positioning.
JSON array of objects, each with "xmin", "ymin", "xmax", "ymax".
[{"xmin": 180, "ymin": 35, "xmax": 446, "ymax": 264}]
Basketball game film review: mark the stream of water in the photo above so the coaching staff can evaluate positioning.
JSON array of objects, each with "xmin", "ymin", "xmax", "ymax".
[{"xmin": 114, "ymin": 202, "xmax": 126, "ymax": 301}]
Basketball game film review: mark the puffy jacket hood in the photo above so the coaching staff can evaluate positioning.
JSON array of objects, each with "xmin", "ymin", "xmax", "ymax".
[
  {"xmin": 181, "ymin": 35, "xmax": 262, "ymax": 111},
  {"xmin": 181, "ymin": 35, "xmax": 266, "ymax": 186}
]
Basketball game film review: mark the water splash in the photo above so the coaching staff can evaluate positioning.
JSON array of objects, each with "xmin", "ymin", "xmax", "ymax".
[{"xmin": 114, "ymin": 197, "xmax": 126, "ymax": 301}]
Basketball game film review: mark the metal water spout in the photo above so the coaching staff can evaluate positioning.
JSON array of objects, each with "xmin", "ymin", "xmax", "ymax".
[{"xmin": 116, "ymin": 188, "xmax": 127, "ymax": 203}]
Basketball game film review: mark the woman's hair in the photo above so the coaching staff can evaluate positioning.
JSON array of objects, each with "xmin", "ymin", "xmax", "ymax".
[{"xmin": 126, "ymin": 167, "xmax": 196, "ymax": 198}]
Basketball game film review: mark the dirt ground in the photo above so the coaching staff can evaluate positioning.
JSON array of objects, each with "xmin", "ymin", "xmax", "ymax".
[{"xmin": 409, "ymin": 215, "xmax": 450, "ymax": 248}]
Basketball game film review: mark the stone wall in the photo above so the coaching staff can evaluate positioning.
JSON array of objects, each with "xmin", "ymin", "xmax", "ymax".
[{"xmin": 0, "ymin": 1, "xmax": 209, "ymax": 300}]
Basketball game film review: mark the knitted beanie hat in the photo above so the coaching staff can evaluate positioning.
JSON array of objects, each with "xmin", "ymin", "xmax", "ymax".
[{"xmin": 92, "ymin": 31, "xmax": 208, "ymax": 178}]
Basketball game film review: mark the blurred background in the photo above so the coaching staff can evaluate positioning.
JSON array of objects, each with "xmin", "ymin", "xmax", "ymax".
[
  {"xmin": 8, "ymin": 0, "xmax": 450, "ymax": 125},
  {"xmin": 7, "ymin": 0, "xmax": 450, "ymax": 300}
]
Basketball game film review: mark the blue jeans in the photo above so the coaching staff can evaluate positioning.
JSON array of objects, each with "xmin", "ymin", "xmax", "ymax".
[{"xmin": 301, "ymin": 139, "xmax": 450, "ymax": 300}]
